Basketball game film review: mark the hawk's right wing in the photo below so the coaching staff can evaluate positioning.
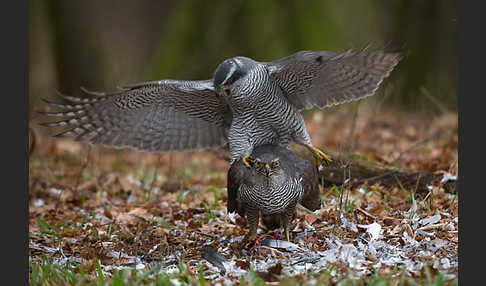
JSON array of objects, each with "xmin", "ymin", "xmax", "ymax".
[{"xmin": 40, "ymin": 79, "xmax": 232, "ymax": 152}]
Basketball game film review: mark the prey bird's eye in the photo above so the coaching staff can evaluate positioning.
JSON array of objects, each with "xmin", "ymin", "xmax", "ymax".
[{"xmin": 223, "ymin": 79, "xmax": 231, "ymax": 86}]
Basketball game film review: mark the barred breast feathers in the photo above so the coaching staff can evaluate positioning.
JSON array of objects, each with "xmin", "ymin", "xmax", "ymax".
[{"xmin": 239, "ymin": 176, "xmax": 303, "ymax": 214}]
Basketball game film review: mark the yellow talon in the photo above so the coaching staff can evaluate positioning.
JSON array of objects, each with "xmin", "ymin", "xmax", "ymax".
[
  {"xmin": 315, "ymin": 148, "xmax": 333, "ymax": 165},
  {"xmin": 242, "ymin": 156, "xmax": 252, "ymax": 168},
  {"xmin": 303, "ymin": 144, "xmax": 332, "ymax": 167},
  {"xmin": 285, "ymin": 229, "xmax": 290, "ymax": 242}
]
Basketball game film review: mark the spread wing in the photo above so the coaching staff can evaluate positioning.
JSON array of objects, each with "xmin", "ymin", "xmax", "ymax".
[
  {"xmin": 40, "ymin": 79, "xmax": 232, "ymax": 152},
  {"xmin": 265, "ymin": 48, "xmax": 401, "ymax": 110}
]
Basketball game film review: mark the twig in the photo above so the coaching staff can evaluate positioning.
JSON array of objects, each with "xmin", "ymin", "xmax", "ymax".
[
  {"xmin": 352, "ymin": 170, "xmax": 398, "ymax": 185},
  {"xmin": 75, "ymin": 144, "xmax": 92, "ymax": 191},
  {"xmin": 356, "ymin": 207, "xmax": 377, "ymax": 220},
  {"xmin": 58, "ymin": 240, "xmax": 67, "ymax": 259},
  {"xmin": 346, "ymin": 101, "xmax": 361, "ymax": 152},
  {"xmin": 256, "ymin": 245, "xmax": 286, "ymax": 256},
  {"xmin": 448, "ymin": 158, "xmax": 458, "ymax": 174},
  {"xmin": 167, "ymin": 153, "xmax": 174, "ymax": 182},
  {"xmin": 337, "ymin": 168, "xmax": 347, "ymax": 218},
  {"xmin": 415, "ymin": 173, "xmax": 423, "ymax": 194},
  {"xmin": 418, "ymin": 223, "xmax": 447, "ymax": 231},
  {"xmin": 195, "ymin": 231, "xmax": 218, "ymax": 239},
  {"xmin": 148, "ymin": 153, "xmax": 162, "ymax": 200},
  {"xmin": 420, "ymin": 86, "xmax": 449, "ymax": 114},
  {"xmin": 383, "ymin": 215, "xmax": 397, "ymax": 221},
  {"xmin": 421, "ymin": 190, "xmax": 432, "ymax": 204}
]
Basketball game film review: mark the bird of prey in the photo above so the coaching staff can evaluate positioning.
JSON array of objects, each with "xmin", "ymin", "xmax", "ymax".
[
  {"xmin": 41, "ymin": 47, "xmax": 401, "ymax": 167},
  {"xmin": 227, "ymin": 144, "xmax": 321, "ymax": 242}
]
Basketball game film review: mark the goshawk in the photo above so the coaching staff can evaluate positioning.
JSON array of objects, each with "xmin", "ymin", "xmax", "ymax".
[
  {"xmin": 227, "ymin": 144, "xmax": 321, "ymax": 242},
  {"xmin": 41, "ymin": 48, "xmax": 401, "ymax": 166}
]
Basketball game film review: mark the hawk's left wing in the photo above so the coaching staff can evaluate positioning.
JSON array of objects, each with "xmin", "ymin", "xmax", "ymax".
[{"xmin": 265, "ymin": 48, "xmax": 401, "ymax": 110}]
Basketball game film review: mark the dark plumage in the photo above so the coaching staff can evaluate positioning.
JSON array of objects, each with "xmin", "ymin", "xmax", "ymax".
[{"xmin": 227, "ymin": 144, "xmax": 321, "ymax": 242}]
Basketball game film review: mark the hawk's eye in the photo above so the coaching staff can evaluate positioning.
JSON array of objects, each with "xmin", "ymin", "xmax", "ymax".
[
  {"xmin": 254, "ymin": 161, "xmax": 261, "ymax": 167},
  {"xmin": 272, "ymin": 161, "xmax": 280, "ymax": 168}
]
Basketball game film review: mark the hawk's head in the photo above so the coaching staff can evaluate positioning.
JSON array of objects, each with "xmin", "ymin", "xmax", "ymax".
[
  {"xmin": 213, "ymin": 57, "xmax": 256, "ymax": 96},
  {"xmin": 245, "ymin": 155, "xmax": 281, "ymax": 178}
]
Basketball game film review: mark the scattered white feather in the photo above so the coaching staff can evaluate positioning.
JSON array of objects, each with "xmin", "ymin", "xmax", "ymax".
[
  {"xmin": 34, "ymin": 199, "xmax": 45, "ymax": 207},
  {"xmin": 420, "ymin": 213, "xmax": 442, "ymax": 226},
  {"xmin": 227, "ymin": 212, "xmax": 237, "ymax": 224},
  {"xmin": 440, "ymin": 172, "xmax": 457, "ymax": 184},
  {"xmin": 357, "ymin": 222, "xmax": 382, "ymax": 241},
  {"xmin": 48, "ymin": 188, "xmax": 63, "ymax": 196},
  {"xmin": 341, "ymin": 214, "xmax": 358, "ymax": 232}
]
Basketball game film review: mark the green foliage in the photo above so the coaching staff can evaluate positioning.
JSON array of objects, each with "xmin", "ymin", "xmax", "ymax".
[
  {"xmin": 37, "ymin": 218, "xmax": 60, "ymax": 238},
  {"xmin": 30, "ymin": 256, "xmax": 88, "ymax": 285},
  {"xmin": 247, "ymin": 266, "xmax": 266, "ymax": 286},
  {"xmin": 206, "ymin": 186, "xmax": 222, "ymax": 208},
  {"xmin": 142, "ymin": 167, "xmax": 157, "ymax": 189},
  {"xmin": 151, "ymin": 217, "xmax": 172, "ymax": 230},
  {"xmin": 29, "ymin": 255, "xmax": 458, "ymax": 285},
  {"xmin": 96, "ymin": 259, "xmax": 105, "ymax": 284}
]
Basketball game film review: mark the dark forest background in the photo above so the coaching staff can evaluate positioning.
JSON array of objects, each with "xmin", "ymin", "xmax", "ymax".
[{"xmin": 29, "ymin": 0, "xmax": 457, "ymax": 119}]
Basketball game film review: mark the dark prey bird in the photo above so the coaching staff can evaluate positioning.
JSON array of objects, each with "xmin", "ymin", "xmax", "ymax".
[
  {"xmin": 41, "ymin": 47, "xmax": 401, "ymax": 167},
  {"xmin": 227, "ymin": 144, "xmax": 321, "ymax": 242}
]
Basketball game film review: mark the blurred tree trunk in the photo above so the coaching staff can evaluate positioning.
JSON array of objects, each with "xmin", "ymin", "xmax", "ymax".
[
  {"xmin": 378, "ymin": 0, "xmax": 457, "ymax": 111},
  {"xmin": 45, "ymin": 1, "xmax": 107, "ymax": 97},
  {"xmin": 29, "ymin": 1, "xmax": 57, "ymax": 117}
]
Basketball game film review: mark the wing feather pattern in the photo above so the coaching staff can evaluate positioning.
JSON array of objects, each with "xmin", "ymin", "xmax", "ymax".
[
  {"xmin": 265, "ymin": 48, "xmax": 401, "ymax": 110},
  {"xmin": 40, "ymin": 80, "xmax": 232, "ymax": 152}
]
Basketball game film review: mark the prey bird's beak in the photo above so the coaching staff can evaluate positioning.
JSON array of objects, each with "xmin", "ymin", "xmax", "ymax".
[{"xmin": 264, "ymin": 164, "xmax": 271, "ymax": 177}]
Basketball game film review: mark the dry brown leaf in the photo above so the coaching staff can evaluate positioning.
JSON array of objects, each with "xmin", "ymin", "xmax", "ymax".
[
  {"xmin": 115, "ymin": 208, "xmax": 152, "ymax": 226},
  {"xmin": 77, "ymin": 178, "xmax": 98, "ymax": 191},
  {"xmin": 305, "ymin": 213, "xmax": 319, "ymax": 225},
  {"xmin": 128, "ymin": 207, "xmax": 153, "ymax": 221}
]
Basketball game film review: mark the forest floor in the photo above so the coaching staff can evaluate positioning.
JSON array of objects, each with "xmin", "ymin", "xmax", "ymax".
[{"xmin": 29, "ymin": 104, "xmax": 458, "ymax": 285}]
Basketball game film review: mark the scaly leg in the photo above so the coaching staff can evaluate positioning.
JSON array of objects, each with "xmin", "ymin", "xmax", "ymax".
[
  {"xmin": 292, "ymin": 112, "xmax": 332, "ymax": 167},
  {"xmin": 281, "ymin": 205, "xmax": 297, "ymax": 242},
  {"xmin": 302, "ymin": 143, "xmax": 332, "ymax": 167},
  {"xmin": 284, "ymin": 228, "xmax": 290, "ymax": 242},
  {"xmin": 242, "ymin": 207, "xmax": 259, "ymax": 243}
]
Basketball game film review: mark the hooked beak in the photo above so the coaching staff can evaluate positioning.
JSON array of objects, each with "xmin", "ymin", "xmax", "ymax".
[{"xmin": 264, "ymin": 164, "xmax": 271, "ymax": 177}]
